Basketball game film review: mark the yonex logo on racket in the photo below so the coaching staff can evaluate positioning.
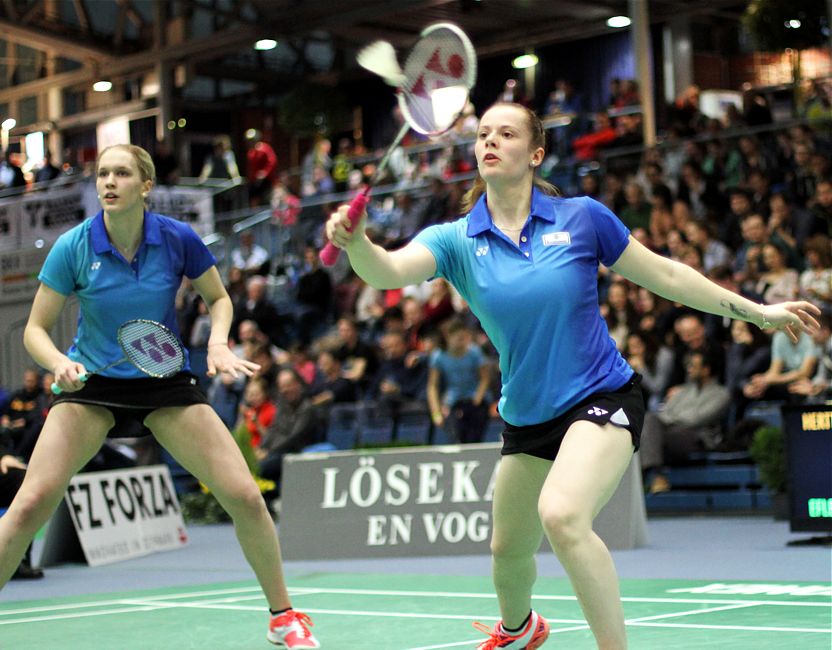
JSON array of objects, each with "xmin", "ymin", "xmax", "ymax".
[
  {"xmin": 587, "ymin": 407, "xmax": 608, "ymax": 416},
  {"xmin": 130, "ymin": 332, "xmax": 179, "ymax": 364}
]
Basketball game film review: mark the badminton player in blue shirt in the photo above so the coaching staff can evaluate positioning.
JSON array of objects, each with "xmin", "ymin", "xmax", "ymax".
[
  {"xmin": 325, "ymin": 103, "xmax": 820, "ymax": 650},
  {"xmin": 0, "ymin": 144, "xmax": 319, "ymax": 648}
]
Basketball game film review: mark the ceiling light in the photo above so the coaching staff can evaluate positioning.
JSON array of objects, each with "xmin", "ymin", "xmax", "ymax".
[
  {"xmin": 607, "ymin": 16, "xmax": 631, "ymax": 28},
  {"xmin": 785, "ymin": 19, "xmax": 801, "ymax": 28},
  {"xmin": 93, "ymin": 80, "xmax": 113, "ymax": 92},
  {"xmin": 512, "ymin": 54, "xmax": 539, "ymax": 69},
  {"xmin": 254, "ymin": 39, "xmax": 278, "ymax": 51},
  {"xmin": 1, "ymin": 118, "xmax": 16, "ymax": 130}
]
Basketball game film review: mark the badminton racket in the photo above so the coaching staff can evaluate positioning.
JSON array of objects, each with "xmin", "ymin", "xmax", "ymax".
[
  {"xmin": 320, "ymin": 22, "xmax": 477, "ymax": 266},
  {"xmin": 51, "ymin": 319, "xmax": 185, "ymax": 394}
]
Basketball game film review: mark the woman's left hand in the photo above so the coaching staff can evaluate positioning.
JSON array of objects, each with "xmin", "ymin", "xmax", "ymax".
[
  {"xmin": 206, "ymin": 344, "xmax": 261, "ymax": 378},
  {"xmin": 759, "ymin": 301, "xmax": 821, "ymax": 343}
]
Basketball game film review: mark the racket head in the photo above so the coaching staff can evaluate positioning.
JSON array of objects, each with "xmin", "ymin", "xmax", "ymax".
[
  {"xmin": 117, "ymin": 319, "xmax": 186, "ymax": 378},
  {"xmin": 398, "ymin": 22, "xmax": 477, "ymax": 136}
]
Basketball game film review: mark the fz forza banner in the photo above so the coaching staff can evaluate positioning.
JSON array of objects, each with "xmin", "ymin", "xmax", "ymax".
[
  {"xmin": 59, "ymin": 465, "xmax": 189, "ymax": 567},
  {"xmin": 280, "ymin": 443, "xmax": 647, "ymax": 560}
]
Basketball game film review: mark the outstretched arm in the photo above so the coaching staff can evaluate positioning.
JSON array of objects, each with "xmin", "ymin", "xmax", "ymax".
[
  {"xmin": 611, "ymin": 236, "xmax": 820, "ymax": 341},
  {"xmin": 325, "ymin": 205, "xmax": 436, "ymax": 289}
]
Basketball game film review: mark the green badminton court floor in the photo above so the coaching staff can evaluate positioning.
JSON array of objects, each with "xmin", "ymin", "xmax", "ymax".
[{"xmin": 1, "ymin": 573, "xmax": 829, "ymax": 649}]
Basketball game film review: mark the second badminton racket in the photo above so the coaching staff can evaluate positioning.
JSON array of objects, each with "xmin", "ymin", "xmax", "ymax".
[{"xmin": 320, "ymin": 22, "xmax": 477, "ymax": 266}]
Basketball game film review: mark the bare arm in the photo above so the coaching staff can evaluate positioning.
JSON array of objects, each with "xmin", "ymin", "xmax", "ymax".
[
  {"xmin": 23, "ymin": 284, "xmax": 87, "ymax": 392},
  {"xmin": 427, "ymin": 366, "xmax": 444, "ymax": 426},
  {"xmin": 192, "ymin": 266, "xmax": 260, "ymax": 379},
  {"xmin": 325, "ymin": 205, "xmax": 437, "ymax": 289},
  {"xmin": 611, "ymin": 236, "xmax": 820, "ymax": 341}
]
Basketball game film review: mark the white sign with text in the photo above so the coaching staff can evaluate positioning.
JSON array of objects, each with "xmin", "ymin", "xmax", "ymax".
[{"xmin": 62, "ymin": 465, "xmax": 189, "ymax": 566}]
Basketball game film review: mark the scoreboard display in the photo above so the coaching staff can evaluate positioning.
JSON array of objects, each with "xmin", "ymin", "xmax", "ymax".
[{"xmin": 782, "ymin": 404, "xmax": 832, "ymax": 534}]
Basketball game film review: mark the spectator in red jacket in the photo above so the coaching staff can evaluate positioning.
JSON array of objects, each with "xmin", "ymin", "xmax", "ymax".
[
  {"xmin": 572, "ymin": 112, "xmax": 617, "ymax": 162},
  {"xmin": 246, "ymin": 129, "xmax": 278, "ymax": 206}
]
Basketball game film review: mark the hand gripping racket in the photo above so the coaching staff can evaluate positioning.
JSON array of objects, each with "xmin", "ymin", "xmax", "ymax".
[
  {"xmin": 319, "ymin": 22, "xmax": 477, "ymax": 266},
  {"xmin": 51, "ymin": 319, "xmax": 186, "ymax": 394}
]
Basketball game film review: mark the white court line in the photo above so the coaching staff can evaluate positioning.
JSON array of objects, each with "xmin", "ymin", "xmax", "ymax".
[
  {"xmin": 630, "ymin": 621, "xmax": 831, "ymax": 634},
  {"xmin": 3, "ymin": 584, "xmax": 828, "ymax": 616},
  {"xmin": 625, "ymin": 602, "xmax": 759, "ymax": 624}
]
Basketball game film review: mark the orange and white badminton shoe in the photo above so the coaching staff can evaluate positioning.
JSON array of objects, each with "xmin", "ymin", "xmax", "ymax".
[
  {"xmin": 473, "ymin": 610, "xmax": 550, "ymax": 649},
  {"xmin": 267, "ymin": 609, "xmax": 320, "ymax": 648}
]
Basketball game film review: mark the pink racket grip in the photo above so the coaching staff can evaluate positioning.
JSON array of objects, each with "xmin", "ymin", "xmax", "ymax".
[{"xmin": 319, "ymin": 189, "xmax": 370, "ymax": 267}]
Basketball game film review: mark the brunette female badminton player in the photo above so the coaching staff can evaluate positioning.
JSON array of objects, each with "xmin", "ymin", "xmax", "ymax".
[
  {"xmin": 325, "ymin": 103, "xmax": 820, "ymax": 650},
  {"xmin": 0, "ymin": 144, "xmax": 319, "ymax": 648}
]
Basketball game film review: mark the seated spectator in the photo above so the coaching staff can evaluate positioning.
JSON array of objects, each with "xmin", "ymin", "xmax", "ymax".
[
  {"xmin": 257, "ymin": 368, "xmax": 323, "ymax": 490},
  {"xmin": 684, "ymin": 221, "xmax": 732, "ymax": 274},
  {"xmin": 370, "ymin": 331, "xmax": 428, "ymax": 418},
  {"xmin": 231, "ymin": 231, "xmax": 270, "ymax": 277},
  {"xmin": 676, "ymin": 160, "xmax": 723, "ymax": 222},
  {"xmin": 571, "ymin": 111, "xmax": 616, "ymax": 162},
  {"xmin": 743, "ymin": 330, "xmax": 819, "ymax": 403},
  {"xmin": 235, "ymin": 377, "xmax": 276, "ymax": 448},
  {"xmin": 333, "ymin": 317, "xmax": 379, "ymax": 391},
  {"xmin": 809, "ymin": 177, "xmax": 832, "ymax": 238},
  {"xmin": 423, "ymin": 278, "xmax": 456, "ymax": 331},
  {"xmin": 295, "ymin": 246, "xmax": 333, "ymax": 344},
  {"xmin": 427, "ymin": 319, "xmax": 491, "ymax": 443},
  {"xmin": 724, "ymin": 319, "xmax": 772, "ymax": 428},
  {"xmin": 232, "ymin": 275, "xmax": 284, "ymax": 348},
  {"xmin": 310, "ymin": 350, "xmax": 359, "ymax": 408},
  {"xmin": 601, "ymin": 281, "xmax": 638, "ymax": 350},
  {"xmin": 788, "ymin": 314, "xmax": 832, "ymax": 402},
  {"xmin": 0, "ymin": 368, "xmax": 44, "ymax": 462},
  {"xmin": 798, "ymin": 234, "xmax": 832, "ymax": 313},
  {"xmin": 668, "ymin": 313, "xmax": 725, "ymax": 387},
  {"xmin": 619, "ymin": 181, "xmax": 651, "ymax": 232},
  {"xmin": 623, "ymin": 330, "xmax": 674, "ymax": 409},
  {"xmin": 733, "ymin": 213, "xmax": 769, "ymax": 293},
  {"xmin": 755, "ymin": 243, "xmax": 799, "ymax": 305},
  {"xmin": 639, "ymin": 351, "xmax": 731, "ymax": 493},
  {"xmin": 769, "ymin": 192, "xmax": 820, "ymax": 255}
]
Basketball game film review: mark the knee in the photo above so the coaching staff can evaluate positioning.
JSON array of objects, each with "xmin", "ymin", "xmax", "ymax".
[
  {"xmin": 7, "ymin": 485, "xmax": 64, "ymax": 533},
  {"xmin": 538, "ymin": 497, "xmax": 590, "ymax": 550},
  {"xmin": 219, "ymin": 482, "xmax": 268, "ymax": 519}
]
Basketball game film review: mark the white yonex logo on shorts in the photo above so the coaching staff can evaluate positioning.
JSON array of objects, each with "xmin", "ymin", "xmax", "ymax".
[
  {"xmin": 475, "ymin": 246, "xmax": 489, "ymax": 257},
  {"xmin": 610, "ymin": 408, "xmax": 630, "ymax": 426},
  {"xmin": 587, "ymin": 406, "xmax": 608, "ymax": 416}
]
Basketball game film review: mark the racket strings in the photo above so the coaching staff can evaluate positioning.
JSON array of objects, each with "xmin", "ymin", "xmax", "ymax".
[
  {"xmin": 118, "ymin": 320, "xmax": 185, "ymax": 378},
  {"xmin": 400, "ymin": 25, "xmax": 476, "ymax": 135}
]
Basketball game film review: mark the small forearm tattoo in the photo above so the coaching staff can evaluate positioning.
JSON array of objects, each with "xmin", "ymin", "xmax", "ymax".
[{"xmin": 720, "ymin": 299, "xmax": 749, "ymax": 319}]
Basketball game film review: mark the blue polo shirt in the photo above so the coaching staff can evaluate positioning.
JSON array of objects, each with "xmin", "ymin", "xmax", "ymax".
[
  {"xmin": 38, "ymin": 211, "xmax": 216, "ymax": 378},
  {"xmin": 414, "ymin": 189, "xmax": 633, "ymax": 426}
]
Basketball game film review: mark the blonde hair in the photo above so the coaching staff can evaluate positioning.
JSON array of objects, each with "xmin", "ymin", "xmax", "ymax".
[
  {"xmin": 460, "ymin": 102, "xmax": 559, "ymax": 214},
  {"xmin": 97, "ymin": 144, "xmax": 156, "ymax": 183}
]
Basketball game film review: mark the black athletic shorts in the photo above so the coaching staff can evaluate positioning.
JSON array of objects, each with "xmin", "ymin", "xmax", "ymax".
[
  {"xmin": 500, "ymin": 373, "xmax": 647, "ymax": 461},
  {"xmin": 52, "ymin": 372, "xmax": 208, "ymax": 438}
]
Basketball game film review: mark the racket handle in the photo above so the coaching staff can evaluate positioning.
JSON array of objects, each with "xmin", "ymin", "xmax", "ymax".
[
  {"xmin": 51, "ymin": 372, "xmax": 88, "ymax": 395},
  {"xmin": 319, "ymin": 189, "xmax": 370, "ymax": 267}
]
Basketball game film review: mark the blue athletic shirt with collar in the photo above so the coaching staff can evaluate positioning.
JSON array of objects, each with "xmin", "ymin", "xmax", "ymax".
[
  {"xmin": 414, "ymin": 187, "xmax": 634, "ymax": 426},
  {"xmin": 38, "ymin": 210, "xmax": 217, "ymax": 379}
]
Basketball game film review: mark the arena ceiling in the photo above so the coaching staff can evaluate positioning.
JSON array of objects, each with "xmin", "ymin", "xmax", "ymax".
[{"xmin": 0, "ymin": 0, "xmax": 749, "ymax": 105}]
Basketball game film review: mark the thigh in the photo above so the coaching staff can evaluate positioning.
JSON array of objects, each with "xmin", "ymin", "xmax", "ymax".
[
  {"xmin": 543, "ymin": 420, "xmax": 634, "ymax": 520},
  {"xmin": 18, "ymin": 403, "xmax": 113, "ymax": 499},
  {"xmin": 145, "ymin": 405, "xmax": 256, "ymax": 498},
  {"xmin": 491, "ymin": 453, "xmax": 551, "ymax": 554}
]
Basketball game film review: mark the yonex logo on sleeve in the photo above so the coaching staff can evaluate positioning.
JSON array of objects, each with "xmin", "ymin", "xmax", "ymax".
[
  {"xmin": 90, "ymin": 261, "xmax": 102, "ymax": 271},
  {"xmin": 475, "ymin": 246, "xmax": 489, "ymax": 257},
  {"xmin": 587, "ymin": 406, "xmax": 608, "ymax": 416}
]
